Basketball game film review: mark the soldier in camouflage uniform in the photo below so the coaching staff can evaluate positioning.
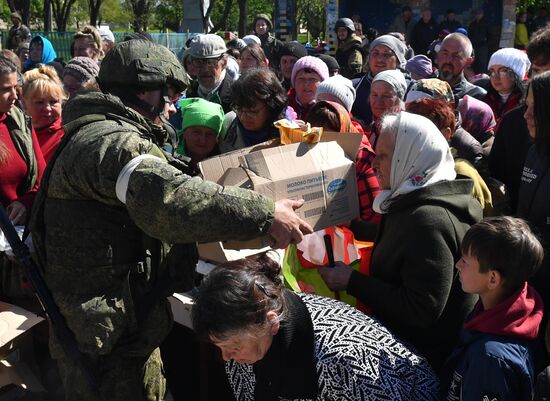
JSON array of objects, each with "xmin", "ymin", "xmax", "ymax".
[{"xmin": 30, "ymin": 39, "xmax": 312, "ymax": 401}]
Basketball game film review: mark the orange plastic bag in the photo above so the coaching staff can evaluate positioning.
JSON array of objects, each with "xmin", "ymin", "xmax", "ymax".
[{"xmin": 282, "ymin": 226, "xmax": 373, "ymax": 313}]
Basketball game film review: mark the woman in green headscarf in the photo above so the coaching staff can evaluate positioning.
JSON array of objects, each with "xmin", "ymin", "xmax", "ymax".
[{"xmin": 176, "ymin": 97, "xmax": 224, "ymax": 173}]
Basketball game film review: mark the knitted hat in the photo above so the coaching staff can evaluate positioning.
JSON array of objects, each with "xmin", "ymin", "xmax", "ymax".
[
  {"xmin": 369, "ymin": 34, "xmax": 407, "ymax": 68},
  {"xmin": 279, "ymin": 41, "xmax": 308, "ymax": 60},
  {"xmin": 291, "ymin": 56, "xmax": 329, "ymax": 87},
  {"xmin": 179, "ymin": 98, "xmax": 224, "ymax": 135},
  {"xmin": 372, "ymin": 69, "xmax": 407, "ymax": 99},
  {"xmin": 315, "ymin": 75, "xmax": 356, "ymax": 112},
  {"xmin": 405, "ymin": 55, "xmax": 433, "ymax": 78},
  {"xmin": 189, "ymin": 34, "xmax": 227, "ymax": 59},
  {"xmin": 488, "ymin": 48, "xmax": 531, "ymax": 80},
  {"xmin": 242, "ymin": 35, "xmax": 261, "ymax": 46},
  {"xmin": 405, "ymin": 78, "xmax": 454, "ymax": 104},
  {"xmin": 63, "ymin": 56, "xmax": 100, "ymax": 83},
  {"xmin": 316, "ymin": 54, "xmax": 340, "ymax": 74}
]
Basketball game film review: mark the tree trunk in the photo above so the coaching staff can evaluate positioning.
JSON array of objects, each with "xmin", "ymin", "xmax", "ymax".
[
  {"xmin": 209, "ymin": 0, "xmax": 232, "ymax": 33},
  {"xmin": 88, "ymin": 0, "xmax": 102, "ymax": 26},
  {"xmin": 130, "ymin": 0, "xmax": 152, "ymax": 32},
  {"xmin": 51, "ymin": 0, "xmax": 77, "ymax": 31},
  {"xmin": 237, "ymin": 0, "xmax": 247, "ymax": 37},
  {"xmin": 44, "ymin": 0, "xmax": 52, "ymax": 31}
]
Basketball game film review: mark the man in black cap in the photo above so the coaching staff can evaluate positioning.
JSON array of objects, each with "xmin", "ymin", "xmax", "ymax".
[
  {"xmin": 317, "ymin": 54, "xmax": 340, "ymax": 77},
  {"xmin": 278, "ymin": 41, "xmax": 308, "ymax": 91},
  {"xmin": 253, "ymin": 13, "xmax": 283, "ymax": 72},
  {"xmin": 7, "ymin": 12, "xmax": 31, "ymax": 51}
]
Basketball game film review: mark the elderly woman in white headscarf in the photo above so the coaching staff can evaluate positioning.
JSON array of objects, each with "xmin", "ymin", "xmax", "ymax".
[
  {"xmin": 367, "ymin": 69, "xmax": 407, "ymax": 148},
  {"xmin": 320, "ymin": 111, "xmax": 482, "ymax": 372}
]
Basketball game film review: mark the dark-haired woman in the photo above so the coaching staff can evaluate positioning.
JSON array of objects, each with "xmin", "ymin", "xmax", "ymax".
[
  {"xmin": 239, "ymin": 43, "xmax": 269, "ymax": 73},
  {"xmin": 220, "ymin": 68, "xmax": 291, "ymax": 153},
  {"xmin": 518, "ymin": 70, "xmax": 550, "ymax": 319},
  {"xmin": 192, "ymin": 253, "xmax": 439, "ymax": 401}
]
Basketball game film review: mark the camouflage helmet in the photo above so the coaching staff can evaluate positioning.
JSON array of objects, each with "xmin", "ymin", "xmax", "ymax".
[
  {"xmin": 98, "ymin": 39, "xmax": 187, "ymax": 94},
  {"xmin": 335, "ymin": 18, "xmax": 356, "ymax": 33}
]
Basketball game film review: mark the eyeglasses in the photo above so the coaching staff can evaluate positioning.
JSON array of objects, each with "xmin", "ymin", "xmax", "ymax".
[
  {"xmin": 489, "ymin": 68, "xmax": 512, "ymax": 79},
  {"xmin": 370, "ymin": 51, "xmax": 395, "ymax": 60},
  {"xmin": 234, "ymin": 104, "xmax": 266, "ymax": 118},
  {"xmin": 295, "ymin": 77, "xmax": 321, "ymax": 85},
  {"xmin": 192, "ymin": 57, "xmax": 222, "ymax": 67}
]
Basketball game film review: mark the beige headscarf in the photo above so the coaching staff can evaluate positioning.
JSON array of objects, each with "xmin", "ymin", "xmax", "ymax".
[{"xmin": 373, "ymin": 111, "xmax": 456, "ymax": 214}]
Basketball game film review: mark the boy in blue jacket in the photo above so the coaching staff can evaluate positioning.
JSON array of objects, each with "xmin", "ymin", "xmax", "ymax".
[{"xmin": 442, "ymin": 216, "xmax": 544, "ymax": 401}]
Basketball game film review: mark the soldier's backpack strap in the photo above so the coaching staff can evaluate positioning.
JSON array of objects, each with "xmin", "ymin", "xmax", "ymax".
[{"xmin": 30, "ymin": 114, "xmax": 107, "ymax": 270}]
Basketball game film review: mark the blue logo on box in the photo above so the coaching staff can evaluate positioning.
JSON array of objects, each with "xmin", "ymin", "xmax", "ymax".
[{"xmin": 327, "ymin": 179, "xmax": 346, "ymax": 194}]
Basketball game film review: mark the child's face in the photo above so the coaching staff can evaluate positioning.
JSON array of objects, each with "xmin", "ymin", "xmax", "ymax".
[{"xmin": 455, "ymin": 250, "xmax": 492, "ymax": 294}]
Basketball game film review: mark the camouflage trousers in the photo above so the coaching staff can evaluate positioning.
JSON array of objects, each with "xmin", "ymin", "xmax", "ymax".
[{"xmin": 56, "ymin": 347, "xmax": 166, "ymax": 401}]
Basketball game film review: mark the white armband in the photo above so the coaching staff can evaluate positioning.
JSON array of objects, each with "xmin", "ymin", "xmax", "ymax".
[{"xmin": 116, "ymin": 154, "xmax": 162, "ymax": 204}]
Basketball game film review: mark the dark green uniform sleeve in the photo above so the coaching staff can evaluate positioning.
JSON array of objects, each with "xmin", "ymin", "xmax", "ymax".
[
  {"xmin": 47, "ymin": 124, "xmax": 275, "ymax": 245},
  {"xmin": 125, "ymin": 157, "xmax": 275, "ymax": 244}
]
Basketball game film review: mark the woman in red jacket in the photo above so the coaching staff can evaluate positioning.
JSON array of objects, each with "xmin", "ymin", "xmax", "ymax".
[
  {"xmin": 0, "ymin": 55, "xmax": 46, "ymax": 298},
  {"xmin": 22, "ymin": 64, "xmax": 66, "ymax": 163}
]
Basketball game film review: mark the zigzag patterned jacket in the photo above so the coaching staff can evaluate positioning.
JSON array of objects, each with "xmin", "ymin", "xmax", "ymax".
[{"xmin": 225, "ymin": 291, "xmax": 440, "ymax": 401}]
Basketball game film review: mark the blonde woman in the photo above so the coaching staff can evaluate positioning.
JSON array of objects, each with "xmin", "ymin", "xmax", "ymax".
[
  {"xmin": 22, "ymin": 65, "xmax": 67, "ymax": 162},
  {"xmin": 72, "ymin": 25, "xmax": 104, "ymax": 62}
]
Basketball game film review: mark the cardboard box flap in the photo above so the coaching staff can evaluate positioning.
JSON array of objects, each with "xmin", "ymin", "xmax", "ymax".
[
  {"xmin": 319, "ymin": 132, "xmax": 364, "ymax": 160},
  {"xmin": 0, "ymin": 302, "xmax": 44, "ymax": 358},
  {"xmin": 241, "ymin": 142, "xmax": 348, "ymax": 181},
  {"xmin": 219, "ymin": 167, "xmax": 252, "ymax": 188},
  {"xmin": 199, "ymin": 138, "xmax": 280, "ymax": 182}
]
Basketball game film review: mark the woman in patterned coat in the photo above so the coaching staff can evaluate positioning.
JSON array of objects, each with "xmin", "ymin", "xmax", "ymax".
[{"xmin": 192, "ymin": 253, "xmax": 439, "ymax": 401}]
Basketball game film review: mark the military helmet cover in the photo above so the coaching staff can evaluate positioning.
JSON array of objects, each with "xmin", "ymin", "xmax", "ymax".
[
  {"xmin": 335, "ymin": 18, "xmax": 355, "ymax": 33},
  {"xmin": 98, "ymin": 40, "xmax": 186, "ymax": 92},
  {"xmin": 253, "ymin": 14, "xmax": 273, "ymax": 31}
]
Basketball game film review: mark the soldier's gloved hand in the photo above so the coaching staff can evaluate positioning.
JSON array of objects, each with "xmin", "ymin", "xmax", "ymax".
[{"xmin": 268, "ymin": 199, "xmax": 313, "ymax": 249}]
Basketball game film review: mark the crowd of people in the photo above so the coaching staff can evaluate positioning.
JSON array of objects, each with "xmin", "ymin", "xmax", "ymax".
[{"xmin": 1, "ymin": 7, "xmax": 550, "ymax": 401}]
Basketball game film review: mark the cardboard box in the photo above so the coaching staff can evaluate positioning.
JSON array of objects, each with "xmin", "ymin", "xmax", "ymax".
[
  {"xmin": 168, "ymin": 293, "xmax": 194, "ymax": 329},
  {"xmin": 198, "ymin": 133, "xmax": 363, "ymax": 262},
  {"xmin": 0, "ymin": 302, "xmax": 45, "ymax": 392}
]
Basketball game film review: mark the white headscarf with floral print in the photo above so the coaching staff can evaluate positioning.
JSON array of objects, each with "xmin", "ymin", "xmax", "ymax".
[{"xmin": 373, "ymin": 111, "xmax": 456, "ymax": 214}]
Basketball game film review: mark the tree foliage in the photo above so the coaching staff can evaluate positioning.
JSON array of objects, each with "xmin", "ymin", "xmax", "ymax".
[
  {"xmin": 101, "ymin": 0, "xmax": 132, "ymax": 27},
  {"xmin": 297, "ymin": 0, "xmax": 325, "ymax": 39},
  {"xmin": 516, "ymin": 0, "xmax": 550, "ymax": 12},
  {"xmin": 153, "ymin": 0, "xmax": 184, "ymax": 31}
]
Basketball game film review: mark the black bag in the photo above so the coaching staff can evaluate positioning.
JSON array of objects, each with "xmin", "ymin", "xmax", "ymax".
[{"xmin": 534, "ymin": 366, "xmax": 550, "ymax": 401}]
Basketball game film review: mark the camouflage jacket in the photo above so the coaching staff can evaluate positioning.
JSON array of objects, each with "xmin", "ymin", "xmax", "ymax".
[
  {"xmin": 335, "ymin": 34, "xmax": 364, "ymax": 79},
  {"xmin": 30, "ymin": 91, "xmax": 275, "ymax": 358}
]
